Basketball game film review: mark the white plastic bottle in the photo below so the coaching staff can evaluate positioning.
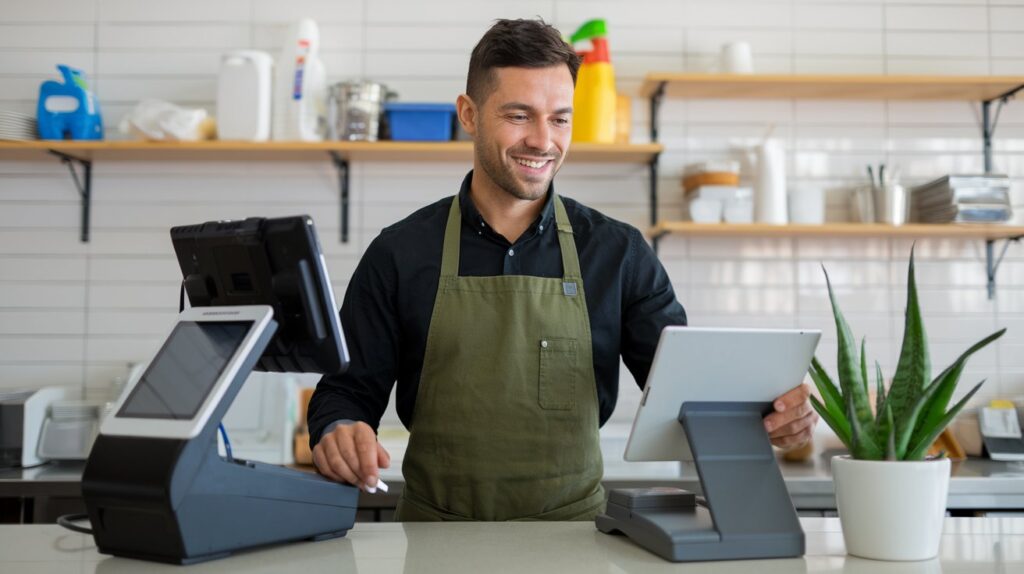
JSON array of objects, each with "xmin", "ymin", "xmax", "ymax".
[{"xmin": 272, "ymin": 18, "xmax": 326, "ymax": 141}]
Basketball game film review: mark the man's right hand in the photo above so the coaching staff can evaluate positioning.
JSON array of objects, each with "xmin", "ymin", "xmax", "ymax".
[{"xmin": 312, "ymin": 421, "xmax": 391, "ymax": 492}]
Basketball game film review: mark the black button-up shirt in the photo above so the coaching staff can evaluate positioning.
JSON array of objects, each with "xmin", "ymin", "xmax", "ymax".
[{"xmin": 307, "ymin": 171, "xmax": 687, "ymax": 443}]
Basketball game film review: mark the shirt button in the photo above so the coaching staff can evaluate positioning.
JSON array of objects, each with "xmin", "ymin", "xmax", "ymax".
[
  {"xmin": 539, "ymin": 225, "xmax": 544, "ymax": 232},
  {"xmin": 508, "ymin": 248, "xmax": 514, "ymax": 257},
  {"xmin": 541, "ymin": 340, "xmax": 548, "ymax": 348}
]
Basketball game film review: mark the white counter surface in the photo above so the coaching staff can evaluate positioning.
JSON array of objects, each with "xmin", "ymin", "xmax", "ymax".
[{"xmin": 4, "ymin": 518, "xmax": 1023, "ymax": 573}]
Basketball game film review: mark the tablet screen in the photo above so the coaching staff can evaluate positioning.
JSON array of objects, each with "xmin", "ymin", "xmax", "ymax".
[{"xmin": 116, "ymin": 321, "xmax": 252, "ymax": 420}]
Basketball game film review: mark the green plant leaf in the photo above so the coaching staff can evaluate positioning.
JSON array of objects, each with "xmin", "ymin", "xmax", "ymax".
[
  {"xmin": 860, "ymin": 337, "xmax": 869, "ymax": 397},
  {"xmin": 808, "ymin": 359, "xmax": 850, "ymax": 441},
  {"xmin": 887, "ymin": 247, "xmax": 931, "ymax": 441},
  {"xmin": 893, "ymin": 370, "xmax": 947, "ymax": 459},
  {"xmin": 874, "ymin": 361, "xmax": 886, "ymax": 425},
  {"xmin": 823, "ymin": 265, "xmax": 873, "ymax": 431},
  {"xmin": 884, "ymin": 403, "xmax": 897, "ymax": 461},
  {"xmin": 905, "ymin": 380, "xmax": 986, "ymax": 460},
  {"xmin": 810, "ymin": 394, "xmax": 852, "ymax": 448},
  {"xmin": 847, "ymin": 395, "xmax": 883, "ymax": 459},
  {"xmin": 911, "ymin": 328, "xmax": 1006, "ymax": 447}
]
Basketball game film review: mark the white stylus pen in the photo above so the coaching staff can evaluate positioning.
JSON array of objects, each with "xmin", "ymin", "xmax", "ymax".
[{"xmin": 366, "ymin": 478, "xmax": 389, "ymax": 494}]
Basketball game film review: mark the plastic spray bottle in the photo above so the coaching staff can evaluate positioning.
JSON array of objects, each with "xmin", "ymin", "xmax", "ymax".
[{"xmin": 570, "ymin": 19, "xmax": 616, "ymax": 144}]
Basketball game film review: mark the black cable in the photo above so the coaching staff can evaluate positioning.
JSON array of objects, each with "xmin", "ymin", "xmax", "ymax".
[
  {"xmin": 57, "ymin": 513, "xmax": 93, "ymax": 535},
  {"xmin": 179, "ymin": 280, "xmax": 186, "ymax": 313}
]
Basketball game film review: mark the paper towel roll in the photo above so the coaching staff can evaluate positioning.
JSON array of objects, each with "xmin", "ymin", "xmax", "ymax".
[{"xmin": 755, "ymin": 139, "xmax": 788, "ymax": 224}]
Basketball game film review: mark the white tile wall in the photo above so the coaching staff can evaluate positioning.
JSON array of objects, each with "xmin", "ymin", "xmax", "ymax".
[{"xmin": 0, "ymin": 0, "xmax": 1022, "ymax": 427}]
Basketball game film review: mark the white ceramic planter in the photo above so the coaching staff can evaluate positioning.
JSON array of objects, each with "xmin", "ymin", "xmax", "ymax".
[{"xmin": 832, "ymin": 455, "xmax": 951, "ymax": 561}]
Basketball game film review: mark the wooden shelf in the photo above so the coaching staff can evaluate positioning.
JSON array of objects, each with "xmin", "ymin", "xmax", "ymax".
[
  {"xmin": 651, "ymin": 222, "xmax": 1024, "ymax": 241},
  {"xmin": 0, "ymin": 140, "xmax": 663, "ymax": 164},
  {"xmin": 640, "ymin": 73, "xmax": 1024, "ymax": 101}
]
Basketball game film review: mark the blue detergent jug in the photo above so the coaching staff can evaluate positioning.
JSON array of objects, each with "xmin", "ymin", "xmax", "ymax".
[{"xmin": 37, "ymin": 65, "xmax": 103, "ymax": 140}]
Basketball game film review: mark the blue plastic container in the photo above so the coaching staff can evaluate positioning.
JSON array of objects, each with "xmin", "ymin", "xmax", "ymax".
[{"xmin": 384, "ymin": 102, "xmax": 456, "ymax": 141}]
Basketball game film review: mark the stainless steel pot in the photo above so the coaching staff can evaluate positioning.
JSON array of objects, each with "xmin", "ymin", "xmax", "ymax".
[{"xmin": 327, "ymin": 81, "xmax": 388, "ymax": 141}]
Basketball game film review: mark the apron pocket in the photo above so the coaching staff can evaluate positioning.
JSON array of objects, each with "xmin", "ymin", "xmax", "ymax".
[{"xmin": 538, "ymin": 338, "xmax": 577, "ymax": 410}]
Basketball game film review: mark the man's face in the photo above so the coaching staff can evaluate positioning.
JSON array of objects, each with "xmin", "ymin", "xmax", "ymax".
[{"xmin": 465, "ymin": 65, "xmax": 574, "ymax": 201}]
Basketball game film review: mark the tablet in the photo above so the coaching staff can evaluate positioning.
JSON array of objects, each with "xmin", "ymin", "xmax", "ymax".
[
  {"xmin": 623, "ymin": 326, "xmax": 820, "ymax": 462},
  {"xmin": 101, "ymin": 306, "xmax": 275, "ymax": 440}
]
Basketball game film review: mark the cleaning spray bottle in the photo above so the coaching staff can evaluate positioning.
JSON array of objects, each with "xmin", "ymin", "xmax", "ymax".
[
  {"xmin": 272, "ymin": 18, "xmax": 326, "ymax": 141},
  {"xmin": 570, "ymin": 19, "xmax": 616, "ymax": 144}
]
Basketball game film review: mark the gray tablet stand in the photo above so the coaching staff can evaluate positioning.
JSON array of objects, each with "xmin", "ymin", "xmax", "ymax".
[{"xmin": 596, "ymin": 402, "xmax": 804, "ymax": 562}]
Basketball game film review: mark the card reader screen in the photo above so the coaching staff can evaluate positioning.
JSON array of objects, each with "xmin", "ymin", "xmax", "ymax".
[{"xmin": 117, "ymin": 321, "xmax": 252, "ymax": 420}]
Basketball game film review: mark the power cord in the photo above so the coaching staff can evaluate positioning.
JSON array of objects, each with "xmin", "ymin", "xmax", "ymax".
[
  {"xmin": 219, "ymin": 422, "xmax": 234, "ymax": 462},
  {"xmin": 57, "ymin": 513, "xmax": 92, "ymax": 534}
]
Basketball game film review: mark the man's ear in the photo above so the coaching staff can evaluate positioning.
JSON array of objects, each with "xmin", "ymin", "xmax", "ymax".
[{"xmin": 456, "ymin": 93, "xmax": 477, "ymax": 136}]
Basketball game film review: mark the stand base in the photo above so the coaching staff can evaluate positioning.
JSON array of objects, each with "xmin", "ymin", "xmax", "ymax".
[
  {"xmin": 597, "ymin": 402, "xmax": 805, "ymax": 562},
  {"xmin": 596, "ymin": 488, "xmax": 803, "ymax": 562}
]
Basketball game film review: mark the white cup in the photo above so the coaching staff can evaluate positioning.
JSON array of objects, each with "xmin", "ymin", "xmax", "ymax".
[
  {"xmin": 689, "ymin": 198, "xmax": 723, "ymax": 223},
  {"xmin": 720, "ymin": 41, "xmax": 753, "ymax": 74}
]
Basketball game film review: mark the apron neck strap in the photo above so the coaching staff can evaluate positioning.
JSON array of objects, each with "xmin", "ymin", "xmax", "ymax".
[{"xmin": 440, "ymin": 193, "xmax": 583, "ymax": 281}]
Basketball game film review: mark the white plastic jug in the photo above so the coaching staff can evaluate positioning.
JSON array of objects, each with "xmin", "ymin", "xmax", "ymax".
[
  {"xmin": 217, "ymin": 50, "xmax": 273, "ymax": 141},
  {"xmin": 272, "ymin": 19, "xmax": 326, "ymax": 142}
]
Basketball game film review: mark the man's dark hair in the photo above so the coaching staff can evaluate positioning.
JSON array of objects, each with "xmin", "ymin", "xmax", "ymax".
[{"xmin": 466, "ymin": 18, "xmax": 581, "ymax": 105}]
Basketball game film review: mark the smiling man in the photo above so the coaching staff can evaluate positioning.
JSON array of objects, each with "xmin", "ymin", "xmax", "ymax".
[{"xmin": 307, "ymin": 18, "xmax": 817, "ymax": 522}]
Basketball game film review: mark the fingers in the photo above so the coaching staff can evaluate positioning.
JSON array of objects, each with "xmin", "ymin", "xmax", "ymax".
[
  {"xmin": 768, "ymin": 404, "xmax": 817, "ymax": 438},
  {"xmin": 773, "ymin": 383, "xmax": 811, "ymax": 413},
  {"xmin": 311, "ymin": 422, "xmax": 391, "ymax": 492},
  {"xmin": 770, "ymin": 411, "xmax": 819, "ymax": 450},
  {"xmin": 377, "ymin": 442, "xmax": 392, "ymax": 469},
  {"xmin": 354, "ymin": 424, "xmax": 380, "ymax": 488},
  {"xmin": 315, "ymin": 437, "xmax": 360, "ymax": 487}
]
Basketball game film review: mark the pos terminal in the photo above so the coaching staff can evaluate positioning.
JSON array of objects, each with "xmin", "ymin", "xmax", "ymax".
[{"xmin": 81, "ymin": 216, "xmax": 357, "ymax": 565}]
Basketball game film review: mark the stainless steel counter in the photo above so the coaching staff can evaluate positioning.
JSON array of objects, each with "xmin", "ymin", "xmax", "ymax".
[{"xmin": 3, "ymin": 518, "xmax": 1023, "ymax": 573}]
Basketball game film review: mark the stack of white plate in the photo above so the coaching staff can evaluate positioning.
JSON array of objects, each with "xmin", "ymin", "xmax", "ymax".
[{"xmin": 0, "ymin": 111, "xmax": 39, "ymax": 141}]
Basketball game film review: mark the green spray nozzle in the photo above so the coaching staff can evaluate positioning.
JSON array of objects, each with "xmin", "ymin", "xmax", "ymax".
[{"xmin": 570, "ymin": 19, "xmax": 607, "ymax": 44}]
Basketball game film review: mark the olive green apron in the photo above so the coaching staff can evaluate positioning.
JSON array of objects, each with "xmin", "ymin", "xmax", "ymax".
[{"xmin": 395, "ymin": 194, "xmax": 604, "ymax": 521}]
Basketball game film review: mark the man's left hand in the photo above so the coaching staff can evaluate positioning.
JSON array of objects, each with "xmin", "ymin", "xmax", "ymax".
[{"xmin": 764, "ymin": 383, "xmax": 818, "ymax": 449}]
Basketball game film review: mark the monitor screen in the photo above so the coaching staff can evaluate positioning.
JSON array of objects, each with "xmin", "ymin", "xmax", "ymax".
[{"xmin": 117, "ymin": 321, "xmax": 252, "ymax": 420}]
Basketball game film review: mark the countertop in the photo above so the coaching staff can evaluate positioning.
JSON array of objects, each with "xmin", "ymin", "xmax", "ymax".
[
  {"xmin": 3, "ymin": 518, "xmax": 1023, "ymax": 573},
  {"xmin": 5, "ymin": 427, "xmax": 1024, "ymax": 512}
]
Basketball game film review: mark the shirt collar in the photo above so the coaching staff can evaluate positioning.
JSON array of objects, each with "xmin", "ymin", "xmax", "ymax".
[{"xmin": 458, "ymin": 170, "xmax": 555, "ymax": 234}]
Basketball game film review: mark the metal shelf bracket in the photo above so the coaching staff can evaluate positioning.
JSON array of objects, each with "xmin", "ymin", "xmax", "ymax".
[
  {"xmin": 328, "ymin": 151, "xmax": 350, "ymax": 243},
  {"xmin": 48, "ymin": 150, "xmax": 92, "ymax": 242},
  {"xmin": 986, "ymin": 236, "xmax": 1022, "ymax": 300},
  {"xmin": 982, "ymin": 84, "xmax": 1024, "ymax": 173},
  {"xmin": 649, "ymin": 81, "xmax": 667, "ymax": 253}
]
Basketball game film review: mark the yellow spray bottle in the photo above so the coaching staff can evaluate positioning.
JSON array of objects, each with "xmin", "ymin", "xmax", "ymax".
[{"xmin": 570, "ymin": 19, "xmax": 617, "ymax": 144}]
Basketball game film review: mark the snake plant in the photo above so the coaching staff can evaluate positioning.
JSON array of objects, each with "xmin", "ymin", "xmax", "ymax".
[{"xmin": 809, "ymin": 249, "xmax": 1006, "ymax": 461}]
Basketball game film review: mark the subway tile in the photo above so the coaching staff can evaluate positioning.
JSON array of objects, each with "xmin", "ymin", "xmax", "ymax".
[
  {"xmin": 686, "ymin": 29, "xmax": 792, "ymax": 56},
  {"xmin": 796, "ymin": 237, "xmax": 890, "ymax": 259},
  {"xmin": 793, "ymin": 56, "xmax": 885, "ymax": 74},
  {"xmin": 87, "ymin": 282, "xmax": 182, "ymax": 310},
  {"xmin": 0, "ymin": 255, "xmax": 87, "ymax": 281},
  {"xmin": 793, "ymin": 31, "xmax": 883, "ymax": 57},
  {"xmin": 0, "ymin": 365, "xmax": 82, "ymax": 389},
  {"xmin": 94, "ymin": 78, "xmax": 216, "ymax": 104},
  {"xmin": 98, "ymin": 0, "xmax": 250, "ymax": 22},
  {"xmin": 685, "ymin": 54, "xmax": 793, "ymax": 74},
  {"xmin": 0, "ymin": 51, "xmax": 95, "ymax": 75},
  {"xmin": 914, "ymin": 287, "xmax": 996, "ymax": 315},
  {"xmin": 794, "ymin": 101, "xmax": 886, "ymax": 125},
  {"xmin": 793, "ymin": 125, "xmax": 888, "ymax": 152},
  {"xmin": 0, "ymin": 310, "xmax": 86, "ymax": 335},
  {"xmin": 793, "ymin": 3, "xmax": 883, "ymax": 30},
  {"xmin": 98, "ymin": 23, "xmax": 251, "ymax": 49},
  {"xmin": 363, "ymin": 25, "xmax": 485, "ymax": 51},
  {"xmin": 687, "ymin": 286, "xmax": 797, "ymax": 314},
  {"xmin": 887, "ymin": 101, "xmax": 978, "ymax": 126},
  {"xmin": 688, "ymin": 260, "xmax": 796, "ymax": 286},
  {"xmin": 0, "ymin": 24, "xmax": 95, "ymax": 48},
  {"xmin": 993, "ymin": 34, "xmax": 1024, "ymax": 59},
  {"xmin": 885, "ymin": 32, "xmax": 988, "ymax": 59},
  {"xmin": 609, "ymin": 28, "xmax": 685, "ymax": 54},
  {"xmin": 364, "ymin": 52, "xmax": 468, "ymax": 78},
  {"xmin": 3, "ymin": 0, "xmax": 97, "ymax": 22},
  {"xmin": 797, "ymin": 260, "xmax": 892, "ymax": 287},
  {"xmin": 97, "ymin": 51, "xmax": 222, "ymax": 76},
  {"xmin": 991, "ymin": 7, "xmax": 1024, "ymax": 32},
  {"xmin": 885, "ymin": 58, "xmax": 991, "ymax": 76},
  {"xmin": 367, "ymin": 0, "xmax": 554, "ymax": 25},
  {"xmin": 0, "ymin": 336, "xmax": 84, "ymax": 362},
  {"xmin": 689, "ymin": 237, "xmax": 795, "ymax": 259},
  {"xmin": 555, "ymin": 1, "xmax": 687, "ymax": 28},
  {"xmin": 251, "ymin": 0, "xmax": 364, "ymax": 23},
  {"xmin": 253, "ymin": 23, "xmax": 364, "ymax": 51},
  {"xmin": 87, "ymin": 311, "xmax": 179, "ymax": 337},
  {"xmin": 798, "ymin": 286, "xmax": 891, "ymax": 314},
  {"xmin": 684, "ymin": 2, "xmax": 792, "ymax": 28},
  {"xmin": 885, "ymin": 5, "xmax": 988, "ymax": 32}
]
